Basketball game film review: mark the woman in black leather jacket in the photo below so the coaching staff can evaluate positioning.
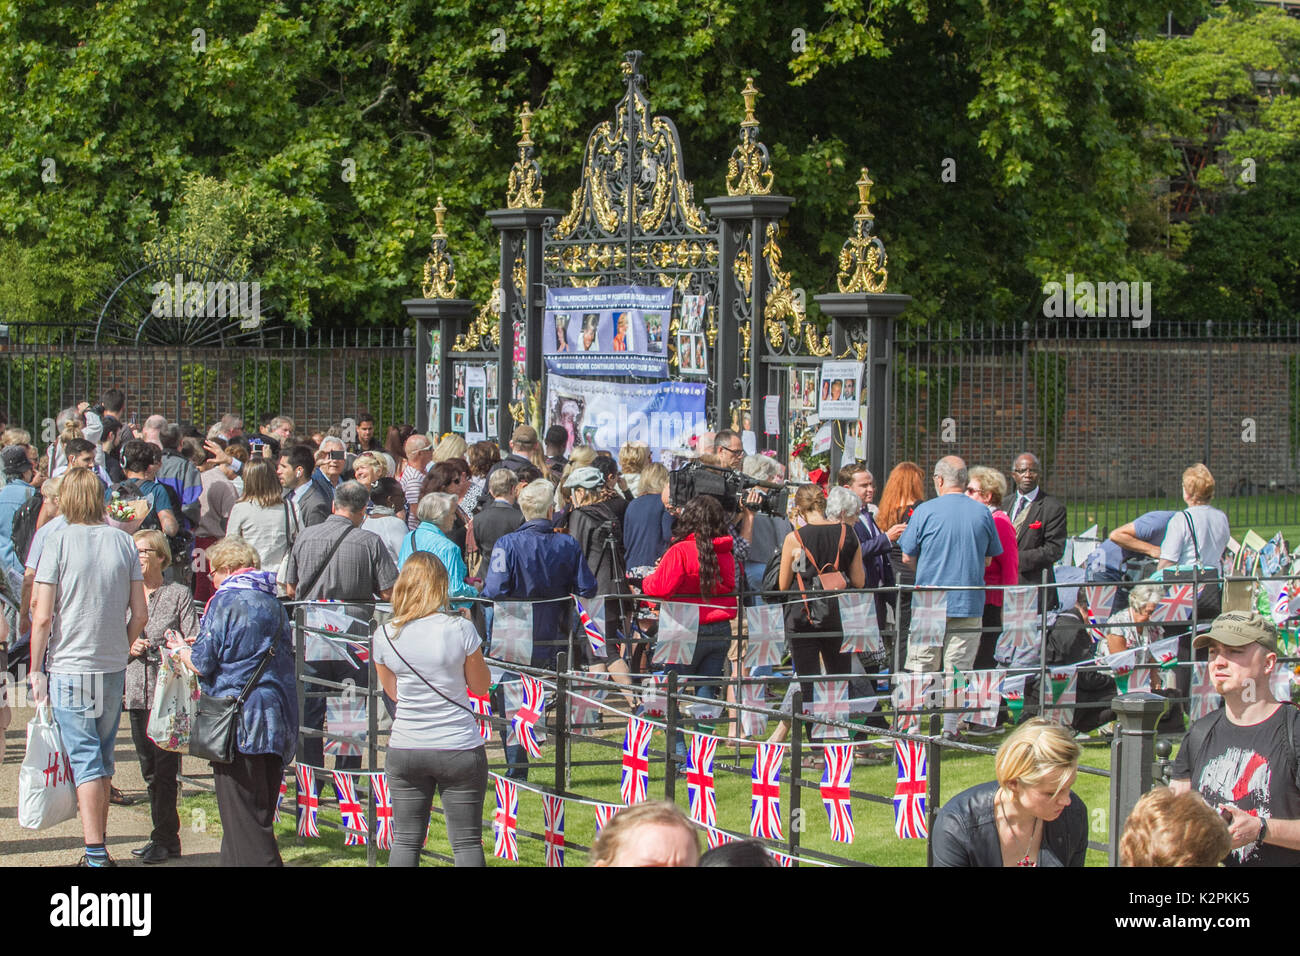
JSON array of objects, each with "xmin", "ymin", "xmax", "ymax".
[{"xmin": 931, "ymin": 718, "xmax": 1088, "ymax": 867}]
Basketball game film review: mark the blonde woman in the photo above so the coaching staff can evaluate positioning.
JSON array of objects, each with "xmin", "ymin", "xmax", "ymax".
[
  {"xmin": 373, "ymin": 552, "xmax": 491, "ymax": 867},
  {"xmin": 618, "ymin": 441, "xmax": 649, "ymax": 497},
  {"xmin": 430, "ymin": 432, "xmax": 468, "ymax": 464},
  {"xmin": 351, "ymin": 452, "xmax": 387, "ymax": 490},
  {"xmin": 931, "ymin": 718, "xmax": 1088, "ymax": 867}
]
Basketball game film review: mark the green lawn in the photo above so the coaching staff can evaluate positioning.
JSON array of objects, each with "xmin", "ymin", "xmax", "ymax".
[
  {"xmin": 179, "ymin": 729, "xmax": 1121, "ymax": 867},
  {"xmin": 1066, "ymin": 493, "xmax": 1300, "ymax": 544}
]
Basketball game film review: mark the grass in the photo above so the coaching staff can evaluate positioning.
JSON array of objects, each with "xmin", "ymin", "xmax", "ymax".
[
  {"xmin": 178, "ymin": 726, "xmax": 1121, "ymax": 867},
  {"xmin": 1066, "ymin": 492, "xmax": 1300, "ymax": 543}
]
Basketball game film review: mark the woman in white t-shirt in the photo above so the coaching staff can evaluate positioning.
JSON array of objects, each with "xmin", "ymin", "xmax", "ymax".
[
  {"xmin": 373, "ymin": 551, "xmax": 491, "ymax": 867},
  {"xmin": 1157, "ymin": 463, "xmax": 1230, "ymax": 574}
]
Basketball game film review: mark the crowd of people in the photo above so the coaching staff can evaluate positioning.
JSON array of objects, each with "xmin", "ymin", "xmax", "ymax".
[{"xmin": 1, "ymin": 388, "xmax": 1295, "ymax": 870}]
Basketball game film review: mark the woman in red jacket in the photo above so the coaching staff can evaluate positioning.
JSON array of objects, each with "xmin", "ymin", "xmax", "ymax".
[{"xmin": 641, "ymin": 495, "xmax": 737, "ymax": 760}]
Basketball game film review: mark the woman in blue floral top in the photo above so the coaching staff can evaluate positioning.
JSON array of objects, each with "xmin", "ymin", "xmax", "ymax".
[{"xmin": 176, "ymin": 535, "xmax": 297, "ymax": 867}]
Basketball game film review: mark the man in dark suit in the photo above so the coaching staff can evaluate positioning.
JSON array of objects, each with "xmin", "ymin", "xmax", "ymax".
[
  {"xmin": 473, "ymin": 468, "xmax": 525, "ymax": 559},
  {"xmin": 278, "ymin": 444, "xmax": 331, "ymax": 531},
  {"xmin": 1008, "ymin": 452, "xmax": 1067, "ymax": 610}
]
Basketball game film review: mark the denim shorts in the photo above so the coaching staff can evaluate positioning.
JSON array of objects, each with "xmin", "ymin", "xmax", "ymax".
[{"xmin": 48, "ymin": 669, "xmax": 126, "ymax": 785}]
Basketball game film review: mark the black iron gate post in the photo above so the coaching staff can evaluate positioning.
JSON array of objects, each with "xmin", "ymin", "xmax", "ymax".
[
  {"xmin": 814, "ymin": 169, "xmax": 910, "ymax": 481},
  {"xmin": 405, "ymin": 197, "xmax": 476, "ymax": 438}
]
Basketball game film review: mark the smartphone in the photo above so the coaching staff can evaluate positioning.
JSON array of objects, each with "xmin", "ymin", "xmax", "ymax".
[{"xmin": 328, "ymin": 450, "xmax": 345, "ymax": 461}]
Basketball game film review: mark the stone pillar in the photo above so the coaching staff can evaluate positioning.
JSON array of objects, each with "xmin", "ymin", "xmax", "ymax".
[{"xmin": 404, "ymin": 298, "xmax": 475, "ymax": 437}]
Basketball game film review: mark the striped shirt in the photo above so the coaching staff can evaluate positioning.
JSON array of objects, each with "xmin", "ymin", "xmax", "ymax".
[{"xmin": 398, "ymin": 464, "xmax": 426, "ymax": 530}]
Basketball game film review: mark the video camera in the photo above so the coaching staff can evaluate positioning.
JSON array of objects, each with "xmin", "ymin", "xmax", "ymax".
[{"xmin": 668, "ymin": 460, "xmax": 790, "ymax": 517}]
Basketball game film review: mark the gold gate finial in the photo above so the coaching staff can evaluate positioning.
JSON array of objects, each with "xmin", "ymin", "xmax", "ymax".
[
  {"xmin": 726, "ymin": 76, "xmax": 774, "ymax": 195},
  {"xmin": 507, "ymin": 101, "xmax": 546, "ymax": 208},
  {"xmin": 836, "ymin": 167, "xmax": 889, "ymax": 294},
  {"xmin": 422, "ymin": 195, "xmax": 459, "ymax": 299}
]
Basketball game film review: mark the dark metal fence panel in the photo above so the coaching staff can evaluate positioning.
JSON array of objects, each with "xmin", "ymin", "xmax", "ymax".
[{"xmin": 0, "ymin": 324, "xmax": 415, "ymax": 437}]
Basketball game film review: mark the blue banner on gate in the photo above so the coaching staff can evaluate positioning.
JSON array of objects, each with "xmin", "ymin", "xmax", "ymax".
[{"xmin": 544, "ymin": 284, "xmax": 674, "ymax": 377}]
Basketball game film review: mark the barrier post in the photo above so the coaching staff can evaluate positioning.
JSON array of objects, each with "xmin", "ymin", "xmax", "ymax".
[
  {"xmin": 665, "ymin": 670, "xmax": 679, "ymax": 801},
  {"xmin": 554, "ymin": 651, "xmax": 569, "ymax": 796},
  {"xmin": 367, "ymin": 617, "xmax": 378, "ymax": 868},
  {"xmin": 1108, "ymin": 692, "xmax": 1166, "ymax": 865},
  {"xmin": 1039, "ymin": 570, "xmax": 1049, "ymax": 717},
  {"xmin": 924, "ymin": 711, "xmax": 940, "ymax": 867},
  {"xmin": 294, "ymin": 605, "xmax": 306, "ymax": 847},
  {"xmin": 789, "ymin": 688, "xmax": 803, "ymax": 867}
]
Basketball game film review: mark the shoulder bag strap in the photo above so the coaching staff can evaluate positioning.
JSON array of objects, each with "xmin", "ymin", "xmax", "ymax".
[
  {"xmin": 235, "ymin": 639, "xmax": 277, "ymax": 706},
  {"xmin": 296, "ymin": 524, "xmax": 354, "ymax": 599},
  {"xmin": 1183, "ymin": 510, "xmax": 1202, "ymax": 566},
  {"xmin": 789, "ymin": 525, "xmax": 818, "ymax": 624},
  {"xmin": 382, "ymin": 625, "xmax": 479, "ymax": 718}
]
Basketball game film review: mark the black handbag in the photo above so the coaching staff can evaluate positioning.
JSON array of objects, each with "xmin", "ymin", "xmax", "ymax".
[{"xmin": 190, "ymin": 641, "xmax": 277, "ymax": 764}]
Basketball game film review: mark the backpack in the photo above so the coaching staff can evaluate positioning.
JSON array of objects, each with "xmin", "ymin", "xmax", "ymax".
[{"xmin": 11, "ymin": 490, "xmax": 42, "ymax": 566}]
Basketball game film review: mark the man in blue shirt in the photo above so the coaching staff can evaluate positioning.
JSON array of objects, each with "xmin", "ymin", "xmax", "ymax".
[
  {"xmin": 898, "ymin": 456, "xmax": 1002, "ymax": 736},
  {"xmin": 1086, "ymin": 510, "xmax": 1176, "ymax": 583}
]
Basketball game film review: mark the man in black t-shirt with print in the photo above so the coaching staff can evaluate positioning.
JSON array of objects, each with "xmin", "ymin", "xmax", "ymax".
[{"xmin": 1170, "ymin": 611, "xmax": 1300, "ymax": 866}]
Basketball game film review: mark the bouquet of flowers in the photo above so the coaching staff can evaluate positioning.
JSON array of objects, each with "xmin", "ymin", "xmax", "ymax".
[{"xmin": 106, "ymin": 491, "xmax": 148, "ymax": 533}]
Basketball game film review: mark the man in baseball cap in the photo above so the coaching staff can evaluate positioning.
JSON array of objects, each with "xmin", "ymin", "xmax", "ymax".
[{"xmin": 1170, "ymin": 611, "xmax": 1300, "ymax": 866}]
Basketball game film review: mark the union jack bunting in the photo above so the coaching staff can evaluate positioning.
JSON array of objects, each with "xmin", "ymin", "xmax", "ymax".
[
  {"xmin": 910, "ymin": 589, "xmax": 947, "ymax": 649},
  {"xmin": 820, "ymin": 744, "xmax": 855, "ymax": 843},
  {"xmin": 960, "ymin": 669, "xmax": 1006, "ymax": 728},
  {"xmin": 744, "ymin": 603, "xmax": 785, "ymax": 669},
  {"xmin": 997, "ymin": 586, "xmax": 1039, "ymax": 662},
  {"xmin": 371, "ymin": 773, "xmax": 394, "ymax": 849},
  {"xmin": 652, "ymin": 600, "xmax": 698, "ymax": 666},
  {"xmin": 1045, "ymin": 665, "xmax": 1078, "ymax": 726},
  {"xmin": 706, "ymin": 825, "xmax": 736, "ymax": 849},
  {"xmin": 1189, "ymin": 661, "xmax": 1222, "ymax": 720},
  {"xmin": 567, "ymin": 686, "xmax": 606, "ymax": 729},
  {"xmin": 295, "ymin": 765, "xmax": 319, "ymax": 838},
  {"xmin": 892, "ymin": 740, "xmax": 928, "ymax": 839},
  {"xmin": 509, "ymin": 676, "xmax": 546, "ymax": 758},
  {"xmin": 739, "ymin": 679, "xmax": 768, "ymax": 739},
  {"xmin": 891, "ymin": 672, "xmax": 936, "ymax": 734},
  {"xmin": 542, "ymin": 794, "xmax": 566, "ymax": 868},
  {"xmin": 1147, "ymin": 635, "xmax": 1179, "ymax": 669},
  {"xmin": 621, "ymin": 717, "xmax": 654, "ymax": 804},
  {"xmin": 273, "ymin": 776, "xmax": 287, "ymax": 823},
  {"xmin": 685, "ymin": 733, "xmax": 718, "ymax": 826},
  {"xmin": 491, "ymin": 601, "xmax": 534, "ymax": 666},
  {"xmin": 593, "ymin": 803, "xmax": 621, "ymax": 833},
  {"xmin": 332, "ymin": 771, "xmax": 368, "ymax": 846},
  {"xmin": 1270, "ymin": 667, "xmax": 1295, "ymax": 703},
  {"xmin": 573, "ymin": 593, "xmax": 608, "ymax": 659},
  {"xmin": 324, "ymin": 696, "xmax": 367, "ymax": 758},
  {"xmin": 1151, "ymin": 584, "xmax": 1194, "ymax": 623},
  {"xmin": 750, "ymin": 743, "xmax": 786, "ymax": 840},
  {"xmin": 1085, "ymin": 585, "xmax": 1118, "ymax": 643},
  {"xmin": 811, "ymin": 680, "xmax": 850, "ymax": 739},
  {"xmin": 493, "ymin": 777, "xmax": 519, "ymax": 861},
  {"xmin": 769, "ymin": 849, "xmax": 795, "ymax": 867},
  {"xmin": 344, "ymin": 640, "xmax": 371, "ymax": 668},
  {"xmin": 837, "ymin": 592, "xmax": 884, "ymax": 655},
  {"xmin": 468, "ymin": 689, "xmax": 493, "ymax": 742}
]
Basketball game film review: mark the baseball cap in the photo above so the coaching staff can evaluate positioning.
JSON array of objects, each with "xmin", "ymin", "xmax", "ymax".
[
  {"xmin": 2, "ymin": 445, "xmax": 31, "ymax": 478},
  {"xmin": 511, "ymin": 425, "xmax": 538, "ymax": 448},
  {"xmin": 1193, "ymin": 610, "xmax": 1278, "ymax": 655},
  {"xmin": 563, "ymin": 465, "xmax": 605, "ymax": 490}
]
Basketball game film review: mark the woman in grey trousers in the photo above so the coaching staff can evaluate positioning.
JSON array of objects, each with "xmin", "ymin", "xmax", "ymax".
[{"xmin": 373, "ymin": 551, "xmax": 492, "ymax": 866}]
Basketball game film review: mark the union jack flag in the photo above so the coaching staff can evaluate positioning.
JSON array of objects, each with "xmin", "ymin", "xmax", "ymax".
[
  {"xmin": 910, "ymin": 589, "xmax": 947, "ymax": 649},
  {"xmin": 273, "ymin": 776, "xmax": 287, "ymax": 823},
  {"xmin": 1151, "ymin": 584, "xmax": 1194, "ymax": 623},
  {"xmin": 621, "ymin": 717, "xmax": 654, "ymax": 805},
  {"xmin": 811, "ymin": 680, "xmax": 850, "ymax": 739},
  {"xmin": 492, "ymin": 601, "xmax": 534, "ymax": 665},
  {"xmin": 739, "ymin": 679, "xmax": 768, "ymax": 739},
  {"xmin": 594, "ymin": 803, "xmax": 621, "ymax": 833},
  {"xmin": 1189, "ymin": 661, "xmax": 1222, "ymax": 720},
  {"xmin": 1272, "ymin": 583, "xmax": 1290, "ymax": 624},
  {"xmin": 324, "ymin": 696, "xmax": 367, "ymax": 758},
  {"xmin": 837, "ymin": 591, "xmax": 884, "ymax": 655},
  {"xmin": 345, "ymin": 640, "xmax": 370, "ymax": 667},
  {"xmin": 332, "ymin": 771, "xmax": 368, "ymax": 846},
  {"xmin": 568, "ymin": 685, "xmax": 606, "ymax": 728},
  {"xmin": 960, "ymin": 668, "xmax": 1006, "ymax": 728},
  {"xmin": 510, "ymin": 676, "xmax": 546, "ymax": 758},
  {"xmin": 652, "ymin": 600, "xmax": 698, "ymax": 666},
  {"xmin": 1085, "ymin": 585, "xmax": 1117, "ymax": 643},
  {"xmin": 542, "ymin": 794, "xmax": 566, "ymax": 868},
  {"xmin": 371, "ymin": 772, "xmax": 394, "ymax": 850},
  {"xmin": 468, "ymin": 689, "xmax": 493, "ymax": 742},
  {"xmin": 685, "ymin": 733, "xmax": 718, "ymax": 826},
  {"xmin": 295, "ymin": 764, "xmax": 319, "ymax": 838},
  {"xmin": 750, "ymin": 743, "xmax": 785, "ymax": 840},
  {"xmin": 997, "ymin": 586, "xmax": 1039, "ymax": 663},
  {"xmin": 891, "ymin": 672, "xmax": 936, "ymax": 734},
  {"xmin": 768, "ymin": 849, "xmax": 795, "ymax": 867},
  {"xmin": 820, "ymin": 744, "xmax": 855, "ymax": 843},
  {"xmin": 493, "ymin": 777, "xmax": 519, "ymax": 861},
  {"xmin": 573, "ymin": 594, "xmax": 607, "ymax": 659},
  {"xmin": 744, "ymin": 603, "xmax": 785, "ymax": 669},
  {"xmin": 892, "ymin": 740, "xmax": 928, "ymax": 839},
  {"xmin": 706, "ymin": 825, "xmax": 736, "ymax": 849}
]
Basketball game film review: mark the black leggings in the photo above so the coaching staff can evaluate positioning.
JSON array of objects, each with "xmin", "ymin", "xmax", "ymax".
[{"xmin": 789, "ymin": 631, "xmax": 851, "ymax": 741}]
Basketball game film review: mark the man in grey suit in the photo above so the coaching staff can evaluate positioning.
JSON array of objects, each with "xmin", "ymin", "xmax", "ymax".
[{"xmin": 278, "ymin": 444, "xmax": 331, "ymax": 531}]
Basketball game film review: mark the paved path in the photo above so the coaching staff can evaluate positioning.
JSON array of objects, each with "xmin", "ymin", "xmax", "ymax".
[{"xmin": 0, "ymin": 702, "xmax": 225, "ymax": 867}]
